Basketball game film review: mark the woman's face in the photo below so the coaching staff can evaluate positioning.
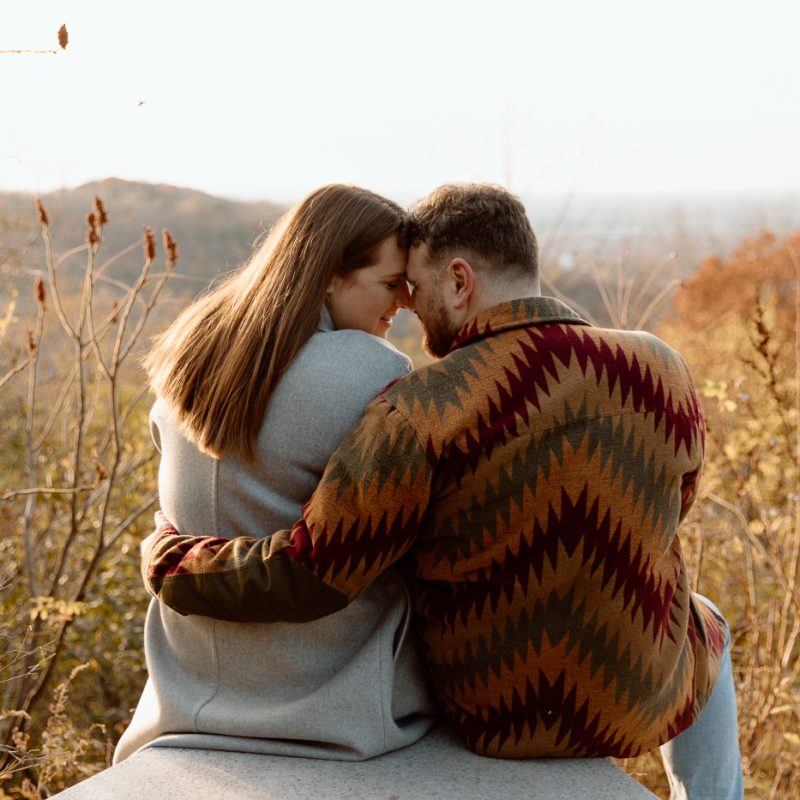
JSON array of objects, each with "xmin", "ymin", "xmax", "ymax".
[{"xmin": 326, "ymin": 236, "xmax": 411, "ymax": 338}]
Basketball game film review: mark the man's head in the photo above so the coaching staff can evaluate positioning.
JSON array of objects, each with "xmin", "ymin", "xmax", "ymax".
[{"xmin": 404, "ymin": 184, "xmax": 540, "ymax": 357}]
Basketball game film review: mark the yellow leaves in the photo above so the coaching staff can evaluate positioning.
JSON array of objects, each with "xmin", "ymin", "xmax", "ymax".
[
  {"xmin": 723, "ymin": 443, "xmax": 740, "ymax": 463},
  {"xmin": 701, "ymin": 380, "xmax": 738, "ymax": 413},
  {"xmin": 29, "ymin": 596, "xmax": 86, "ymax": 623},
  {"xmin": 728, "ymin": 537, "xmax": 744, "ymax": 555},
  {"xmin": 0, "ymin": 293, "xmax": 18, "ymax": 343},
  {"xmin": 783, "ymin": 733, "xmax": 800, "ymax": 749},
  {"xmin": 702, "ymin": 380, "xmax": 728, "ymax": 401}
]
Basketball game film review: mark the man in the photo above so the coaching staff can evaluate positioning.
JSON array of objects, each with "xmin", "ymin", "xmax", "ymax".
[{"xmin": 142, "ymin": 184, "xmax": 742, "ymax": 796}]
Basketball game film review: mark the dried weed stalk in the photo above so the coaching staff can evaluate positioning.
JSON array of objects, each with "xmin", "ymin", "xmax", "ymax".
[{"xmin": 0, "ymin": 196, "xmax": 177, "ymax": 792}]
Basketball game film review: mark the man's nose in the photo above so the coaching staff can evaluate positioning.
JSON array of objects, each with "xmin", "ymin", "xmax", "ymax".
[
  {"xmin": 394, "ymin": 281, "xmax": 412, "ymax": 309},
  {"xmin": 404, "ymin": 284, "xmax": 417, "ymax": 313}
]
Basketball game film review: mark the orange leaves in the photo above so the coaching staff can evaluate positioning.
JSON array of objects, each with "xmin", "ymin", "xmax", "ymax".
[{"xmin": 674, "ymin": 231, "xmax": 798, "ymax": 333}]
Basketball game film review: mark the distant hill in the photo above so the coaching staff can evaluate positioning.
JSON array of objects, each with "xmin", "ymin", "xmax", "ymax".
[
  {"xmin": 0, "ymin": 178, "xmax": 286, "ymax": 293},
  {"xmin": 1, "ymin": 179, "xmax": 797, "ymax": 347}
]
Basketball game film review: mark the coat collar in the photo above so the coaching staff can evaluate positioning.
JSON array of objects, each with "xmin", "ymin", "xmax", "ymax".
[
  {"xmin": 318, "ymin": 304, "xmax": 336, "ymax": 332},
  {"xmin": 451, "ymin": 296, "xmax": 591, "ymax": 351}
]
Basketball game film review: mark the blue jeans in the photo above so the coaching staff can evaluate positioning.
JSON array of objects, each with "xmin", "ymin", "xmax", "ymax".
[{"xmin": 659, "ymin": 596, "xmax": 744, "ymax": 800}]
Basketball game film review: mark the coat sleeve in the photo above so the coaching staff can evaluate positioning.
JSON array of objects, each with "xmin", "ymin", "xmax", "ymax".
[{"xmin": 142, "ymin": 396, "xmax": 433, "ymax": 622}]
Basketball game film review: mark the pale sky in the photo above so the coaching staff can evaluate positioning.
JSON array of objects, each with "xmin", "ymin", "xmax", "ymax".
[{"xmin": 2, "ymin": 0, "xmax": 798, "ymax": 204}]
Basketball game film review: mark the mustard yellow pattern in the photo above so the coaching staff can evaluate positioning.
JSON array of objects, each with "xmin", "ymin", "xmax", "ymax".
[{"xmin": 145, "ymin": 297, "xmax": 725, "ymax": 758}]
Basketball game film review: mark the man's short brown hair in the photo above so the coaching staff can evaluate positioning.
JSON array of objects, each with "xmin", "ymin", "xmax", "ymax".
[{"xmin": 405, "ymin": 183, "xmax": 538, "ymax": 279}]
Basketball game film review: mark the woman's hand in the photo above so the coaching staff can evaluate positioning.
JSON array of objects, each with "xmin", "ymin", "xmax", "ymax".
[{"xmin": 140, "ymin": 511, "xmax": 173, "ymax": 562}]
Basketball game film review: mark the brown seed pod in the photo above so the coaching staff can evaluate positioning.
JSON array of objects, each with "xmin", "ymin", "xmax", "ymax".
[
  {"xmin": 34, "ymin": 277, "xmax": 46, "ymax": 308},
  {"xmin": 162, "ymin": 229, "xmax": 178, "ymax": 268},
  {"xmin": 34, "ymin": 198, "xmax": 49, "ymax": 227},
  {"xmin": 143, "ymin": 226, "xmax": 156, "ymax": 261},
  {"xmin": 94, "ymin": 460, "xmax": 108, "ymax": 481},
  {"xmin": 58, "ymin": 24, "xmax": 68, "ymax": 50},
  {"xmin": 93, "ymin": 196, "xmax": 108, "ymax": 226},
  {"xmin": 86, "ymin": 212, "xmax": 100, "ymax": 245}
]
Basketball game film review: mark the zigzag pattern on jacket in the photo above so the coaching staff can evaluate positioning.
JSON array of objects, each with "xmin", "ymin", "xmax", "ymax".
[
  {"xmin": 145, "ymin": 297, "xmax": 726, "ymax": 758},
  {"xmin": 293, "ymin": 298, "xmax": 725, "ymax": 757}
]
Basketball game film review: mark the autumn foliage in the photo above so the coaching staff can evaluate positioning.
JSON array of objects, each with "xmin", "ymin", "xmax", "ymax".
[
  {"xmin": 0, "ymin": 203, "xmax": 798, "ymax": 798},
  {"xmin": 657, "ymin": 231, "xmax": 800, "ymax": 797}
]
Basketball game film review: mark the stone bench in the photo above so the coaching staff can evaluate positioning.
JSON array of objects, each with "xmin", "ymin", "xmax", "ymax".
[{"xmin": 51, "ymin": 723, "xmax": 655, "ymax": 799}]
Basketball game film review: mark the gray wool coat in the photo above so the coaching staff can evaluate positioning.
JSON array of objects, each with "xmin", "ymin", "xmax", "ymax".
[{"xmin": 114, "ymin": 309, "xmax": 438, "ymax": 763}]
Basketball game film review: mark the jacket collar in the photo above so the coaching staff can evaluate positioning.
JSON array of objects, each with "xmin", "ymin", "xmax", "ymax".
[
  {"xmin": 318, "ymin": 304, "xmax": 336, "ymax": 332},
  {"xmin": 451, "ymin": 296, "xmax": 591, "ymax": 351}
]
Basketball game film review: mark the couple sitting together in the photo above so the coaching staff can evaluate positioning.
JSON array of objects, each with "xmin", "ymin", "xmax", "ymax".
[{"xmin": 116, "ymin": 183, "xmax": 743, "ymax": 799}]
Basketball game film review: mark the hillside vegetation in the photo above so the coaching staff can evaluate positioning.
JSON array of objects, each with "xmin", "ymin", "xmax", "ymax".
[{"xmin": 0, "ymin": 186, "xmax": 797, "ymax": 798}]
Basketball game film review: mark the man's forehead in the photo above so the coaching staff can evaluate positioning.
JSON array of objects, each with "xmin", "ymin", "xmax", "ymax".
[{"xmin": 407, "ymin": 244, "xmax": 430, "ymax": 281}]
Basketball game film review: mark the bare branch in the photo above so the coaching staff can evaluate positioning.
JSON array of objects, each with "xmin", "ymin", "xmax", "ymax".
[
  {"xmin": 540, "ymin": 273, "xmax": 598, "ymax": 326},
  {"xmin": 120, "ymin": 269, "xmax": 173, "ymax": 362},
  {"xmin": 0, "ymin": 358, "xmax": 30, "ymax": 393},
  {"xmin": 32, "ymin": 364, "xmax": 79, "ymax": 451},
  {"xmin": 103, "ymin": 489, "xmax": 159, "ymax": 553},
  {"xmin": 111, "ymin": 251, "xmax": 155, "ymax": 372},
  {"xmin": 22, "ymin": 292, "xmax": 46, "ymax": 597},
  {"xmin": 1, "ymin": 486, "xmax": 96, "ymax": 502},
  {"xmin": 41, "ymin": 224, "xmax": 78, "ymax": 340},
  {"xmin": 634, "ymin": 278, "xmax": 681, "ymax": 330}
]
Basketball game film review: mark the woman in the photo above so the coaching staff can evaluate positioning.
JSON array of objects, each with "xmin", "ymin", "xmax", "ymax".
[{"xmin": 114, "ymin": 185, "xmax": 439, "ymax": 764}]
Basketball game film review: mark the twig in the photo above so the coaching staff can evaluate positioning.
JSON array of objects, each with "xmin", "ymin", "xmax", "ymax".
[
  {"xmin": 112, "ymin": 250, "xmax": 154, "ymax": 370},
  {"xmin": 22, "ymin": 292, "xmax": 46, "ymax": 597},
  {"xmin": 32, "ymin": 364, "xmax": 78, "ymax": 451},
  {"xmin": 103, "ymin": 488, "xmax": 159, "ymax": 553},
  {"xmin": 631, "ymin": 251, "xmax": 676, "ymax": 315},
  {"xmin": 1, "ymin": 486, "xmax": 96, "ymax": 502},
  {"xmin": 585, "ymin": 257, "xmax": 621, "ymax": 329},
  {"xmin": 94, "ymin": 241, "xmax": 140, "ymax": 278},
  {"xmin": 41, "ymin": 223, "xmax": 77, "ymax": 341},
  {"xmin": 85, "ymin": 240, "xmax": 112, "ymax": 380},
  {"xmin": 634, "ymin": 278, "xmax": 681, "ymax": 330},
  {"xmin": 55, "ymin": 243, "xmax": 89, "ymax": 269},
  {"xmin": 0, "ymin": 49, "xmax": 58, "ymax": 55},
  {"xmin": 540, "ymin": 273, "xmax": 598, "ymax": 326},
  {"xmin": 0, "ymin": 358, "xmax": 30, "ymax": 393},
  {"xmin": 120, "ymin": 270, "xmax": 173, "ymax": 362}
]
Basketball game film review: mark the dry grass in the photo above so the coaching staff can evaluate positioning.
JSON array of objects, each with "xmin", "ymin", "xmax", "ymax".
[{"xmin": 1, "ymin": 212, "xmax": 797, "ymax": 797}]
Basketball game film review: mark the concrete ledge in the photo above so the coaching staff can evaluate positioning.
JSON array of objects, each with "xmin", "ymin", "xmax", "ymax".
[{"xmin": 52, "ymin": 723, "xmax": 656, "ymax": 799}]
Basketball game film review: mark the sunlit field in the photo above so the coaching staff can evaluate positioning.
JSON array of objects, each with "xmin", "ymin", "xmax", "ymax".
[{"xmin": 1, "ymin": 191, "xmax": 798, "ymax": 799}]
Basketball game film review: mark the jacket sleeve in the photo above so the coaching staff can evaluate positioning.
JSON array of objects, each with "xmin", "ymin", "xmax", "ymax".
[
  {"xmin": 142, "ymin": 396, "xmax": 433, "ymax": 622},
  {"xmin": 675, "ymin": 352, "xmax": 706, "ymax": 524}
]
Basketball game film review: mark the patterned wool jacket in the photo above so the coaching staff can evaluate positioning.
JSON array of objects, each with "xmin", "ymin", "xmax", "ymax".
[{"xmin": 144, "ymin": 296, "xmax": 726, "ymax": 759}]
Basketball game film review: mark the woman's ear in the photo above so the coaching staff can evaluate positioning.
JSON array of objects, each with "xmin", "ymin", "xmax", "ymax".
[
  {"xmin": 447, "ymin": 258, "xmax": 475, "ymax": 310},
  {"xmin": 326, "ymin": 273, "xmax": 345, "ymax": 299}
]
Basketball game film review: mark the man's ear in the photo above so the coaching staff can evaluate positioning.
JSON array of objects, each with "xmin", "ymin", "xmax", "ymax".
[{"xmin": 447, "ymin": 258, "xmax": 475, "ymax": 310}]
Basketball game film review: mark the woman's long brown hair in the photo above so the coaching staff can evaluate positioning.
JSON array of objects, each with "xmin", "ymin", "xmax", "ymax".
[{"xmin": 144, "ymin": 184, "xmax": 406, "ymax": 460}]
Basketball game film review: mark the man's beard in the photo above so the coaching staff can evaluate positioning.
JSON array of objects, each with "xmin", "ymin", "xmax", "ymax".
[{"xmin": 421, "ymin": 302, "xmax": 458, "ymax": 359}]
